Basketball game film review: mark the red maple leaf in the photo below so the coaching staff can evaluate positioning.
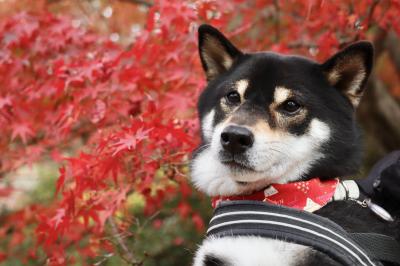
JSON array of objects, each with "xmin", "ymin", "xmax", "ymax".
[
  {"xmin": 11, "ymin": 123, "xmax": 34, "ymax": 144},
  {"xmin": 111, "ymin": 127, "xmax": 152, "ymax": 156},
  {"xmin": 0, "ymin": 95, "xmax": 12, "ymax": 108},
  {"xmin": 50, "ymin": 208, "xmax": 66, "ymax": 230}
]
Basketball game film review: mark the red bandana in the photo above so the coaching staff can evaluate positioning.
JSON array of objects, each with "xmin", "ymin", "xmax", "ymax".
[{"xmin": 212, "ymin": 178, "xmax": 339, "ymax": 212}]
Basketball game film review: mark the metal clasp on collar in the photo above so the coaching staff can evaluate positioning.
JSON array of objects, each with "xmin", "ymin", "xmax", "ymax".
[
  {"xmin": 351, "ymin": 198, "xmax": 394, "ymax": 222},
  {"xmin": 333, "ymin": 180, "xmax": 394, "ymax": 222}
]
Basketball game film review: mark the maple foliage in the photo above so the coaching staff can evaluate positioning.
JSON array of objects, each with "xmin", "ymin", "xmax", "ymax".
[{"xmin": 0, "ymin": 0, "xmax": 399, "ymax": 265}]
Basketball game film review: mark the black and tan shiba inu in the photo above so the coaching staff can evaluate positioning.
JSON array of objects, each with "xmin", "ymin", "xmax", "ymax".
[{"xmin": 191, "ymin": 24, "xmax": 400, "ymax": 266}]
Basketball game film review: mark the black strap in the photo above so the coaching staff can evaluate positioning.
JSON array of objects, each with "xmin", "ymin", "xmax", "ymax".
[
  {"xmin": 357, "ymin": 150, "xmax": 400, "ymax": 197},
  {"xmin": 350, "ymin": 233, "xmax": 400, "ymax": 265},
  {"xmin": 207, "ymin": 201, "xmax": 392, "ymax": 266}
]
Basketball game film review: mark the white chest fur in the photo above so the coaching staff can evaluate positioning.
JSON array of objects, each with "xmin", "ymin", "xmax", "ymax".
[{"xmin": 193, "ymin": 236, "xmax": 310, "ymax": 266}]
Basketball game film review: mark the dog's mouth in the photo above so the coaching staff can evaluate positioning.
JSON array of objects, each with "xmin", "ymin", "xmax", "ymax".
[
  {"xmin": 218, "ymin": 151, "xmax": 265, "ymax": 185},
  {"xmin": 219, "ymin": 153, "xmax": 255, "ymax": 172},
  {"xmin": 222, "ymin": 160, "xmax": 253, "ymax": 171}
]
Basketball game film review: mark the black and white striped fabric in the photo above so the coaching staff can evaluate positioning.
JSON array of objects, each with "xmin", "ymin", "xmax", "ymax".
[{"xmin": 207, "ymin": 201, "xmax": 391, "ymax": 266}]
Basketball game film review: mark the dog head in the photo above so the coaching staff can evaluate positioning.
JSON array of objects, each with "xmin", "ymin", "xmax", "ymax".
[{"xmin": 191, "ymin": 24, "xmax": 373, "ymax": 196}]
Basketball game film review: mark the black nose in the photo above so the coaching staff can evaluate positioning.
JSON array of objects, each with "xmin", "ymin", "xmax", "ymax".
[{"xmin": 220, "ymin": 126, "xmax": 254, "ymax": 154}]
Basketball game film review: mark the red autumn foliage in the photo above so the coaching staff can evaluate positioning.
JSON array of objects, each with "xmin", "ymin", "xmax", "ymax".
[{"xmin": 0, "ymin": 0, "xmax": 399, "ymax": 265}]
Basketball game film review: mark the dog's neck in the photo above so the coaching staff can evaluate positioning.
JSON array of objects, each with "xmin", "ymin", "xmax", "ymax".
[{"xmin": 212, "ymin": 178, "xmax": 361, "ymax": 213}]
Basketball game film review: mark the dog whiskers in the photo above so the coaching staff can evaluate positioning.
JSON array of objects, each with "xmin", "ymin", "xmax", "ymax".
[{"xmin": 196, "ymin": 144, "xmax": 211, "ymax": 153}]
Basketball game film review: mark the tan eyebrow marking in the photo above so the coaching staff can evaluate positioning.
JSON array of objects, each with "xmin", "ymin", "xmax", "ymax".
[
  {"xmin": 273, "ymin": 86, "xmax": 292, "ymax": 104},
  {"xmin": 235, "ymin": 79, "xmax": 249, "ymax": 99},
  {"xmin": 270, "ymin": 86, "xmax": 307, "ymax": 128},
  {"xmin": 221, "ymin": 79, "xmax": 249, "ymax": 112}
]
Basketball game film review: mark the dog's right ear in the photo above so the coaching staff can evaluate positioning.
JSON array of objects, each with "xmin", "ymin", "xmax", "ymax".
[
  {"xmin": 198, "ymin": 24, "xmax": 242, "ymax": 81},
  {"xmin": 321, "ymin": 41, "xmax": 373, "ymax": 108}
]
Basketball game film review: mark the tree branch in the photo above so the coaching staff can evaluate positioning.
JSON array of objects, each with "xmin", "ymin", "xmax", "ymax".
[
  {"xmin": 108, "ymin": 217, "xmax": 141, "ymax": 265},
  {"xmin": 47, "ymin": 0, "xmax": 153, "ymax": 7},
  {"xmin": 118, "ymin": 0, "xmax": 153, "ymax": 7},
  {"xmin": 385, "ymin": 31, "xmax": 400, "ymax": 72},
  {"xmin": 273, "ymin": 0, "xmax": 280, "ymax": 42},
  {"xmin": 353, "ymin": 0, "xmax": 380, "ymax": 41},
  {"xmin": 366, "ymin": 0, "xmax": 380, "ymax": 29},
  {"xmin": 372, "ymin": 79, "xmax": 400, "ymax": 136}
]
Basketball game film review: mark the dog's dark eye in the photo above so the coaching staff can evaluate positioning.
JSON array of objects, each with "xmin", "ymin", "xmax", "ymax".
[
  {"xmin": 282, "ymin": 100, "xmax": 301, "ymax": 114},
  {"xmin": 225, "ymin": 91, "xmax": 241, "ymax": 104}
]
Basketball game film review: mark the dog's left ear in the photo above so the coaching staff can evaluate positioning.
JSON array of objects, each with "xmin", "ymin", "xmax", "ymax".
[
  {"xmin": 198, "ymin": 24, "xmax": 243, "ymax": 81},
  {"xmin": 322, "ymin": 41, "xmax": 373, "ymax": 108}
]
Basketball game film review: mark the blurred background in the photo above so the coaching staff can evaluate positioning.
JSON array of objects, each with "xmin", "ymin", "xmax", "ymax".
[{"xmin": 0, "ymin": 0, "xmax": 399, "ymax": 265}]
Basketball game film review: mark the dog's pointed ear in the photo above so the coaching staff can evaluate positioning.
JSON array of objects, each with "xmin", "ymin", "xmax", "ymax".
[
  {"xmin": 322, "ymin": 41, "xmax": 373, "ymax": 108},
  {"xmin": 198, "ymin": 24, "xmax": 243, "ymax": 81}
]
